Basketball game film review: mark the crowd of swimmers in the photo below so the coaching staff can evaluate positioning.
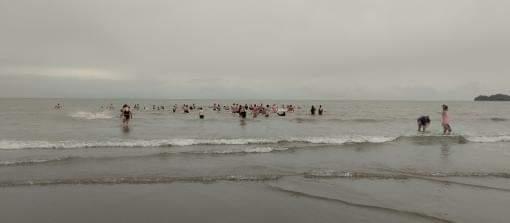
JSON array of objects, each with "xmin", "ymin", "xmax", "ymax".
[
  {"xmin": 55, "ymin": 102, "xmax": 454, "ymax": 135},
  {"xmin": 108, "ymin": 103, "xmax": 326, "ymax": 126},
  {"xmin": 120, "ymin": 102, "xmax": 452, "ymax": 135},
  {"xmin": 119, "ymin": 102, "xmax": 451, "ymax": 135}
]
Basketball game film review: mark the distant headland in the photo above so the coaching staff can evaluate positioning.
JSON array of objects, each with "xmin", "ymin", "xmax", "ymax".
[{"xmin": 474, "ymin": 94, "xmax": 510, "ymax": 101}]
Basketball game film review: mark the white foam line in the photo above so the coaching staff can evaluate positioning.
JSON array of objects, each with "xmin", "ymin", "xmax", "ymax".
[
  {"xmin": 466, "ymin": 135, "xmax": 510, "ymax": 143},
  {"xmin": 9, "ymin": 134, "xmax": 510, "ymax": 150},
  {"xmin": 70, "ymin": 111, "xmax": 113, "ymax": 120}
]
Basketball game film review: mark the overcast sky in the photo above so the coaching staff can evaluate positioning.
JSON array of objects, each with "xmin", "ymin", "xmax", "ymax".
[{"xmin": 1, "ymin": 0, "xmax": 509, "ymax": 100}]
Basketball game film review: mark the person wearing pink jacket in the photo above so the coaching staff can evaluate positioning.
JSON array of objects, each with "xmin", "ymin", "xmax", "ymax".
[{"xmin": 441, "ymin": 104, "xmax": 452, "ymax": 135}]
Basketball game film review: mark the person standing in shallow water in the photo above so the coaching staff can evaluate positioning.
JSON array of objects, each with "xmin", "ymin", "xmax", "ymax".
[
  {"xmin": 310, "ymin": 105, "xmax": 316, "ymax": 115},
  {"xmin": 318, "ymin": 105, "xmax": 324, "ymax": 115},
  {"xmin": 121, "ymin": 104, "xmax": 133, "ymax": 127},
  {"xmin": 239, "ymin": 106, "xmax": 247, "ymax": 119},
  {"xmin": 54, "ymin": 103, "xmax": 63, "ymax": 110},
  {"xmin": 199, "ymin": 107, "xmax": 204, "ymax": 119},
  {"xmin": 441, "ymin": 104, "xmax": 452, "ymax": 135},
  {"xmin": 417, "ymin": 115, "xmax": 431, "ymax": 132}
]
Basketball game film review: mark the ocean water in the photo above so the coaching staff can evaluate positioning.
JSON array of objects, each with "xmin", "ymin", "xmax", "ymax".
[{"xmin": 1, "ymin": 98, "xmax": 510, "ymax": 223}]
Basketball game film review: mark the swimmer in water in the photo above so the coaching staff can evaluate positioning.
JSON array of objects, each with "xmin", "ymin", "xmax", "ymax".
[
  {"xmin": 441, "ymin": 104, "xmax": 452, "ymax": 135},
  {"xmin": 120, "ymin": 104, "xmax": 133, "ymax": 127},
  {"xmin": 264, "ymin": 104, "xmax": 270, "ymax": 117},
  {"xmin": 239, "ymin": 106, "xmax": 247, "ymax": 119},
  {"xmin": 276, "ymin": 107, "xmax": 286, "ymax": 116},
  {"xmin": 417, "ymin": 115, "xmax": 431, "ymax": 132},
  {"xmin": 199, "ymin": 107, "xmax": 205, "ymax": 119}
]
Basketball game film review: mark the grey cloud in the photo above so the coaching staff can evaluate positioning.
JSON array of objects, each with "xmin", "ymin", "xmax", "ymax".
[{"xmin": 1, "ymin": 0, "xmax": 509, "ymax": 99}]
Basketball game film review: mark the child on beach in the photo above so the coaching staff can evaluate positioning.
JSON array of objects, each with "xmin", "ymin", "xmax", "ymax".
[{"xmin": 441, "ymin": 104, "xmax": 452, "ymax": 135}]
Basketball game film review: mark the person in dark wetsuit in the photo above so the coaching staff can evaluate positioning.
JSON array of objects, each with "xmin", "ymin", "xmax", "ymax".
[
  {"xmin": 239, "ymin": 106, "xmax": 247, "ymax": 119},
  {"xmin": 310, "ymin": 105, "xmax": 316, "ymax": 115},
  {"xmin": 121, "ymin": 104, "xmax": 133, "ymax": 127},
  {"xmin": 417, "ymin": 115, "xmax": 431, "ymax": 132},
  {"xmin": 318, "ymin": 105, "xmax": 324, "ymax": 115},
  {"xmin": 199, "ymin": 107, "xmax": 205, "ymax": 119}
]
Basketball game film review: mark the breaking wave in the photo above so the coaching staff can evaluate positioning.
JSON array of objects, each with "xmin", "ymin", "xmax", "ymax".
[
  {"xmin": 394, "ymin": 170, "xmax": 510, "ymax": 179},
  {"xmin": 0, "ymin": 175, "xmax": 283, "ymax": 187},
  {"xmin": 204, "ymin": 147, "xmax": 289, "ymax": 154},
  {"xmin": 287, "ymin": 136, "xmax": 396, "ymax": 144},
  {"xmin": 0, "ymin": 147, "xmax": 291, "ymax": 168},
  {"xmin": 157, "ymin": 147, "xmax": 291, "ymax": 156},
  {"xmin": 465, "ymin": 135, "xmax": 510, "ymax": 143},
  {"xmin": 0, "ymin": 136, "xmax": 395, "ymax": 150},
  {"xmin": 0, "ymin": 156, "xmax": 75, "ymax": 167},
  {"xmin": 305, "ymin": 169, "xmax": 510, "ymax": 180},
  {"xmin": 304, "ymin": 169, "xmax": 409, "ymax": 179},
  {"xmin": 1, "ymin": 134, "xmax": 509, "ymax": 150}
]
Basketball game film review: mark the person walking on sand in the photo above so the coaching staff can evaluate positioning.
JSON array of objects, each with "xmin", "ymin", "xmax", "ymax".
[{"xmin": 441, "ymin": 104, "xmax": 452, "ymax": 135}]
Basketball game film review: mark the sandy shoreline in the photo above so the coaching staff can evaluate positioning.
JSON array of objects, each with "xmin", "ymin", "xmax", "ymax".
[
  {"xmin": 0, "ymin": 181, "xmax": 440, "ymax": 223},
  {"xmin": 2, "ymin": 175, "xmax": 509, "ymax": 223}
]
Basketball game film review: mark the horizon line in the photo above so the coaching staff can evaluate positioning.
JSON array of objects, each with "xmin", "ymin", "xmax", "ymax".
[{"xmin": 0, "ymin": 96, "xmax": 474, "ymax": 102}]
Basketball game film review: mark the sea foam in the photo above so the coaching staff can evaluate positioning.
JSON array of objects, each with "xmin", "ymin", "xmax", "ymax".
[
  {"xmin": 0, "ymin": 136, "xmax": 394, "ymax": 150},
  {"xmin": 70, "ymin": 111, "xmax": 113, "ymax": 120},
  {"xmin": 466, "ymin": 135, "xmax": 510, "ymax": 143},
  {"xmin": 1, "ymin": 134, "xmax": 507, "ymax": 150}
]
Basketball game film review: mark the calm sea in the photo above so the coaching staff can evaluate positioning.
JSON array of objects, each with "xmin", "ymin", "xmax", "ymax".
[{"xmin": 1, "ymin": 98, "xmax": 510, "ymax": 222}]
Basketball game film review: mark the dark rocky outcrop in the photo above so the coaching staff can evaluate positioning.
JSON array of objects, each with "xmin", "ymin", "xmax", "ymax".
[{"xmin": 475, "ymin": 94, "xmax": 510, "ymax": 101}]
